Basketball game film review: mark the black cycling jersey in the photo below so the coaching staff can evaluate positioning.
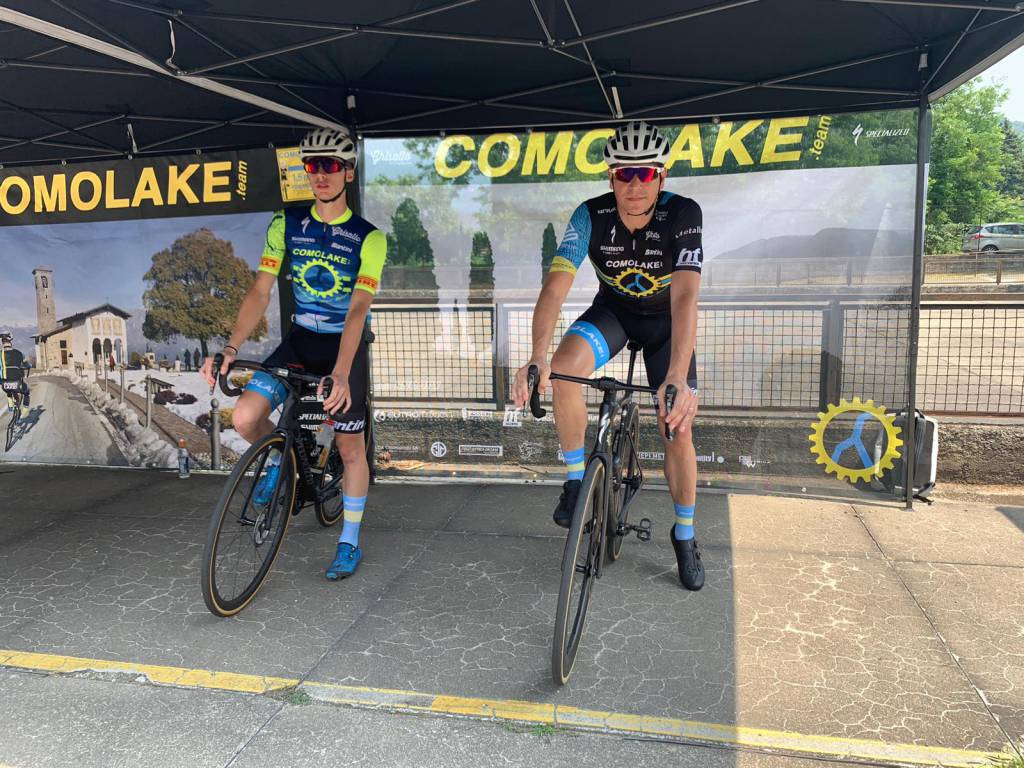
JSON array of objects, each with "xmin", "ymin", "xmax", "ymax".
[{"xmin": 550, "ymin": 190, "xmax": 703, "ymax": 316}]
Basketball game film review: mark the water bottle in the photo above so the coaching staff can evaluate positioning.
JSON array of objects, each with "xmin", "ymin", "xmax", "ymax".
[{"xmin": 177, "ymin": 438, "xmax": 190, "ymax": 479}]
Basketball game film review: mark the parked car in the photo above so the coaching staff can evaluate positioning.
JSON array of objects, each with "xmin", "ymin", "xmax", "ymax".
[{"xmin": 962, "ymin": 222, "xmax": 1024, "ymax": 252}]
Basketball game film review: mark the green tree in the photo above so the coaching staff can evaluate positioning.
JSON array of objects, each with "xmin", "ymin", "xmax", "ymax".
[
  {"xmin": 999, "ymin": 118, "xmax": 1024, "ymax": 199},
  {"xmin": 469, "ymin": 230, "xmax": 494, "ymax": 292},
  {"xmin": 928, "ymin": 81, "xmax": 1007, "ymax": 224},
  {"xmin": 541, "ymin": 222, "xmax": 558, "ymax": 274},
  {"xmin": 386, "ymin": 198, "xmax": 435, "ymax": 266},
  {"xmin": 142, "ymin": 228, "xmax": 266, "ymax": 357},
  {"xmin": 129, "ymin": 351, "xmax": 142, "ymax": 368}
]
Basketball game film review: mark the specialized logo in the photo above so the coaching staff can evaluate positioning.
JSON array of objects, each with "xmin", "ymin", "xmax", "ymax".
[
  {"xmin": 676, "ymin": 248, "xmax": 702, "ymax": 267},
  {"xmin": 301, "ymin": 216, "xmax": 312, "ymax": 234},
  {"xmin": 808, "ymin": 397, "xmax": 903, "ymax": 484},
  {"xmin": 610, "ymin": 225, "xmax": 617, "ymax": 242},
  {"xmin": 295, "ymin": 258, "xmax": 343, "ymax": 298},
  {"xmin": 852, "ymin": 124, "xmax": 864, "ymax": 145}
]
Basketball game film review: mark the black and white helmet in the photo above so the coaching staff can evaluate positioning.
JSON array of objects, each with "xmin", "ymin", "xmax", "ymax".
[
  {"xmin": 299, "ymin": 126, "xmax": 358, "ymax": 167},
  {"xmin": 603, "ymin": 120, "xmax": 670, "ymax": 168}
]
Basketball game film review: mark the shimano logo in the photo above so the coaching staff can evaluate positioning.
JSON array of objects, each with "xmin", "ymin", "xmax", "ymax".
[
  {"xmin": 600, "ymin": 245, "xmax": 625, "ymax": 253},
  {"xmin": 645, "ymin": 231, "xmax": 661, "ymax": 241},
  {"xmin": 676, "ymin": 247, "xmax": 702, "ymax": 266},
  {"xmin": 291, "ymin": 236, "xmax": 317, "ymax": 244},
  {"xmin": 332, "ymin": 226, "xmax": 361, "ymax": 241}
]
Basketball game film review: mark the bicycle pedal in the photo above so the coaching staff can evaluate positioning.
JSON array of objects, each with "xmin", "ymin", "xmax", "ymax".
[{"xmin": 633, "ymin": 518, "xmax": 652, "ymax": 542}]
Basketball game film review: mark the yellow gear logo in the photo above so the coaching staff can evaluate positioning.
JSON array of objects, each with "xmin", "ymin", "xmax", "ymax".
[
  {"xmin": 296, "ymin": 258, "xmax": 343, "ymax": 298},
  {"xmin": 808, "ymin": 397, "xmax": 903, "ymax": 484},
  {"xmin": 613, "ymin": 268, "xmax": 661, "ymax": 298}
]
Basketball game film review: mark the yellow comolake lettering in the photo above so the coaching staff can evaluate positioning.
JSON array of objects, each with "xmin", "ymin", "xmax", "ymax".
[
  {"xmin": 479, "ymin": 134, "xmax": 520, "ymax": 177},
  {"xmin": 131, "ymin": 167, "xmax": 164, "ymax": 206},
  {"xmin": 711, "ymin": 120, "xmax": 763, "ymax": 166},
  {"xmin": 0, "ymin": 176, "xmax": 32, "ymax": 215},
  {"xmin": 666, "ymin": 124, "xmax": 704, "ymax": 170},
  {"xmin": 761, "ymin": 117, "xmax": 809, "ymax": 164},
  {"xmin": 435, "ymin": 136, "xmax": 475, "ymax": 179},
  {"xmin": 522, "ymin": 131, "xmax": 573, "ymax": 175},
  {"xmin": 574, "ymin": 128, "xmax": 614, "ymax": 174},
  {"xmin": 33, "ymin": 174, "xmax": 67, "ymax": 213},
  {"xmin": 167, "ymin": 164, "xmax": 200, "ymax": 204},
  {"xmin": 70, "ymin": 171, "xmax": 102, "ymax": 211},
  {"xmin": 104, "ymin": 170, "xmax": 130, "ymax": 209},
  {"xmin": 203, "ymin": 161, "xmax": 232, "ymax": 202}
]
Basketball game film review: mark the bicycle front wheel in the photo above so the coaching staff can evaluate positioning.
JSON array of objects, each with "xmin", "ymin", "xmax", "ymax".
[
  {"xmin": 552, "ymin": 458, "xmax": 605, "ymax": 686},
  {"xmin": 201, "ymin": 432, "xmax": 297, "ymax": 617},
  {"xmin": 607, "ymin": 403, "xmax": 640, "ymax": 563}
]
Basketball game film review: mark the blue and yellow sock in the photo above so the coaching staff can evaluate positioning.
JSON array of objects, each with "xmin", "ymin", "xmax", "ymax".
[
  {"xmin": 673, "ymin": 503, "xmax": 695, "ymax": 541},
  {"xmin": 563, "ymin": 446, "xmax": 585, "ymax": 481},
  {"xmin": 339, "ymin": 495, "xmax": 366, "ymax": 548}
]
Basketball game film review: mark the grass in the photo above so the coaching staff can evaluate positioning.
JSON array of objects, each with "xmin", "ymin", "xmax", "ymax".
[
  {"xmin": 990, "ymin": 744, "xmax": 1024, "ymax": 768},
  {"xmin": 499, "ymin": 721, "xmax": 574, "ymax": 738}
]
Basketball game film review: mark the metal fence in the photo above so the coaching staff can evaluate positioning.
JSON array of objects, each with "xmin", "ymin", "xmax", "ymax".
[
  {"xmin": 696, "ymin": 254, "xmax": 1024, "ymax": 288},
  {"xmin": 370, "ymin": 300, "xmax": 1023, "ymax": 416}
]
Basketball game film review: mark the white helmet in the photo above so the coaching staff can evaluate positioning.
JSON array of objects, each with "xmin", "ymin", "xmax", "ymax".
[
  {"xmin": 603, "ymin": 120, "xmax": 670, "ymax": 168},
  {"xmin": 299, "ymin": 126, "xmax": 358, "ymax": 167}
]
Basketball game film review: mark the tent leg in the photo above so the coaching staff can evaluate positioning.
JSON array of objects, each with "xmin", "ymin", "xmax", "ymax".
[{"xmin": 904, "ymin": 92, "xmax": 930, "ymax": 510}]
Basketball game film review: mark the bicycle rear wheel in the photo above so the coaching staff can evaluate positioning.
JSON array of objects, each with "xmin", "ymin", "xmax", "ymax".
[
  {"xmin": 5, "ymin": 393, "xmax": 22, "ymax": 452},
  {"xmin": 314, "ymin": 442, "xmax": 343, "ymax": 526},
  {"xmin": 552, "ymin": 458, "xmax": 605, "ymax": 686},
  {"xmin": 607, "ymin": 403, "xmax": 640, "ymax": 563},
  {"xmin": 201, "ymin": 432, "xmax": 297, "ymax": 617}
]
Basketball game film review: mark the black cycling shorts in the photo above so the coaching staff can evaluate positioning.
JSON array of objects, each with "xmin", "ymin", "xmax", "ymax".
[
  {"xmin": 565, "ymin": 297, "xmax": 698, "ymax": 391},
  {"xmin": 244, "ymin": 324, "xmax": 369, "ymax": 434}
]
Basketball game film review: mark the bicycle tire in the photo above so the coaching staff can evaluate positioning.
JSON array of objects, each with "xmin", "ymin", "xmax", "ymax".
[
  {"xmin": 552, "ymin": 458, "xmax": 605, "ymax": 686},
  {"xmin": 607, "ymin": 403, "xmax": 640, "ymax": 563},
  {"xmin": 201, "ymin": 432, "xmax": 297, "ymax": 617},
  {"xmin": 314, "ymin": 441, "xmax": 343, "ymax": 526},
  {"xmin": 5, "ymin": 393, "xmax": 21, "ymax": 452}
]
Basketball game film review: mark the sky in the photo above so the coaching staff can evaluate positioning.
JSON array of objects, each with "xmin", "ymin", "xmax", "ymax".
[
  {"xmin": 979, "ymin": 44, "xmax": 1024, "ymax": 121},
  {"xmin": 0, "ymin": 212, "xmax": 268, "ymax": 325}
]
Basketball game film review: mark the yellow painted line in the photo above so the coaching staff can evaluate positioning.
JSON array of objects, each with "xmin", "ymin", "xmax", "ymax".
[
  {"xmin": 0, "ymin": 650, "xmax": 296, "ymax": 694},
  {"xmin": 0, "ymin": 649, "xmax": 1001, "ymax": 767}
]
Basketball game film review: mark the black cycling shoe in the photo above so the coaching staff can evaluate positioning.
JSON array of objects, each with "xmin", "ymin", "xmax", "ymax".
[
  {"xmin": 670, "ymin": 529, "xmax": 705, "ymax": 591},
  {"xmin": 553, "ymin": 479, "xmax": 582, "ymax": 528}
]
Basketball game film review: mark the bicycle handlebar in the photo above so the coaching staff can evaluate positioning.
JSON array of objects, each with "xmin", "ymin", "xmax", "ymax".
[
  {"xmin": 526, "ymin": 365, "xmax": 659, "ymax": 421},
  {"xmin": 211, "ymin": 355, "xmax": 333, "ymax": 400}
]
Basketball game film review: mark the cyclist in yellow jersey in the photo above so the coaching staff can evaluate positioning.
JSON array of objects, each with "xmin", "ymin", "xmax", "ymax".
[{"xmin": 201, "ymin": 127, "xmax": 386, "ymax": 580}]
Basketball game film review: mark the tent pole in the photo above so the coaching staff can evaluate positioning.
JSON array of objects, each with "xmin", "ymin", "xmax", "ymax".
[{"xmin": 905, "ymin": 90, "xmax": 930, "ymax": 510}]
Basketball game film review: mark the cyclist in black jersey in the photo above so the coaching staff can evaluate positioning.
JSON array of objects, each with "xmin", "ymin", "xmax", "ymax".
[{"xmin": 513, "ymin": 121, "xmax": 705, "ymax": 591}]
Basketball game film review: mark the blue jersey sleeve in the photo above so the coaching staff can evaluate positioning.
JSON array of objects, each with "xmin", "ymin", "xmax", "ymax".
[{"xmin": 550, "ymin": 203, "xmax": 591, "ymax": 275}]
